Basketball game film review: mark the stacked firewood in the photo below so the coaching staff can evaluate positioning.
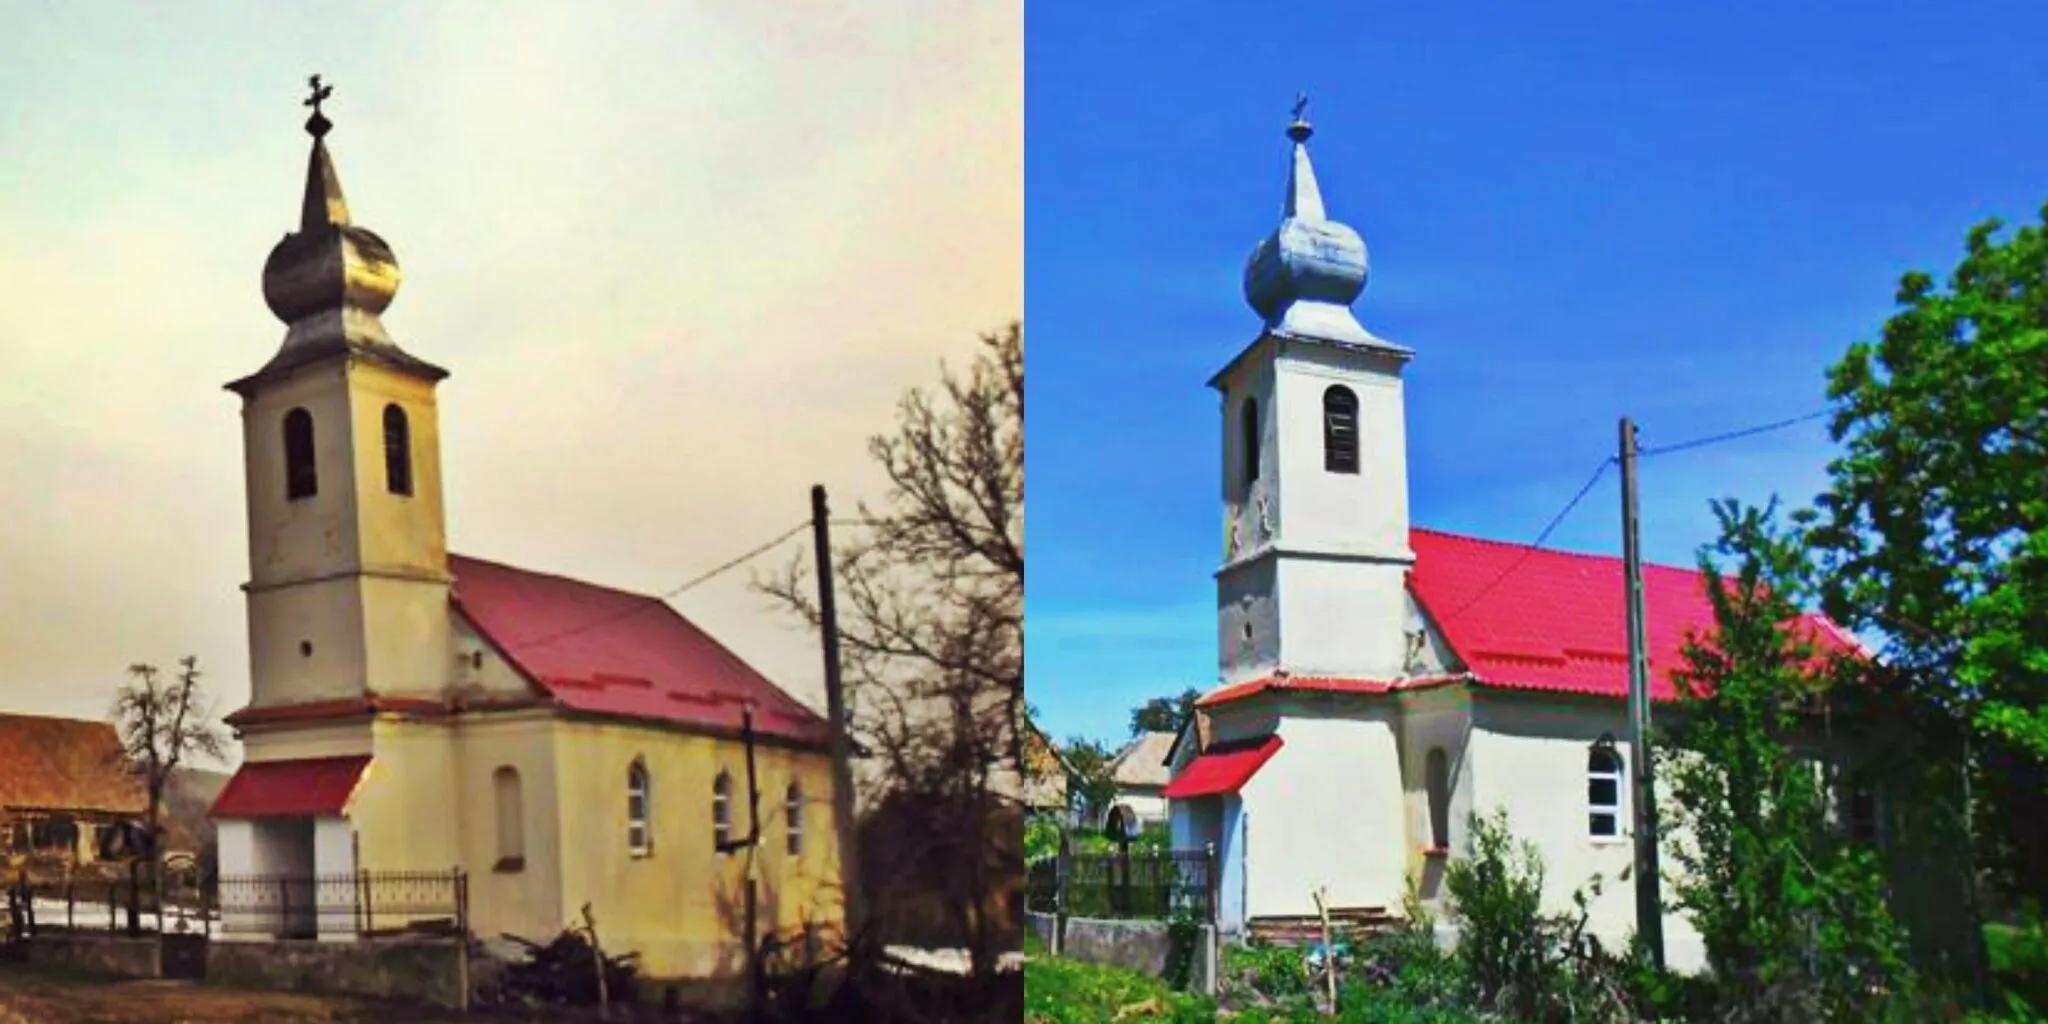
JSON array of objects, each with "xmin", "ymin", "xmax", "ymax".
[{"xmin": 484, "ymin": 928, "xmax": 641, "ymax": 1008}]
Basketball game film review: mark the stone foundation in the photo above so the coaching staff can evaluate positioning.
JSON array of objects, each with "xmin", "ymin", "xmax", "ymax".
[
  {"xmin": 19, "ymin": 932, "xmax": 162, "ymax": 980},
  {"xmin": 206, "ymin": 937, "xmax": 467, "ymax": 1007},
  {"xmin": 1028, "ymin": 912, "xmax": 1217, "ymax": 995}
]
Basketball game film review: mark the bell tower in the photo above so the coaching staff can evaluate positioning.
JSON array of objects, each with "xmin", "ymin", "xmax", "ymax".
[
  {"xmin": 1213, "ymin": 96, "xmax": 1416, "ymax": 685},
  {"xmin": 226, "ymin": 77, "xmax": 455, "ymax": 709}
]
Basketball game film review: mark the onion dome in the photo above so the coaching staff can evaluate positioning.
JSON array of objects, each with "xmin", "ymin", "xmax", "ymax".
[
  {"xmin": 231, "ymin": 76, "xmax": 445, "ymax": 395},
  {"xmin": 1242, "ymin": 95, "xmax": 1382, "ymax": 348}
]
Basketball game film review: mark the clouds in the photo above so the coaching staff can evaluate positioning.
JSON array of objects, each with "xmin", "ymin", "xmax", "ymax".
[{"xmin": 0, "ymin": 1, "xmax": 1021, "ymax": 744}]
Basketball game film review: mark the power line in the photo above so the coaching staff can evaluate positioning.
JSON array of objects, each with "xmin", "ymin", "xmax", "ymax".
[
  {"xmin": 1638, "ymin": 409, "xmax": 1829, "ymax": 458},
  {"xmin": 509, "ymin": 520, "xmax": 812, "ymax": 651},
  {"xmin": 1440, "ymin": 456, "xmax": 1615, "ymax": 624}
]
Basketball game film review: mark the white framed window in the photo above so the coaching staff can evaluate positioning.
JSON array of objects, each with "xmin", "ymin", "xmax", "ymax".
[
  {"xmin": 1588, "ymin": 745, "xmax": 1624, "ymax": 838},
  {"xmin": 713, "ymin": 771, "xmax": 735, "ymax": 854},
  {"xmin": 627, "ymin": 760, "xmax": 652, "ymax": 856},
  {"xmin": 785, "ymin": 782, "xmax": 804, "ymax": 858}
]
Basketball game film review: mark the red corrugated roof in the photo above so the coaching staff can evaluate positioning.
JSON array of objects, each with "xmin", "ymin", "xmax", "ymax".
[
  {"xmin": 450, "ymin": 555, "xmax": 831, "ymax": 747},
  {"xmin": 1161, "ymin": 735, "xmax": 1283, "ymax": 799},
  {"xmin": 210, "ymin": 756, "xmax": 370, "ymax": 819},
  {"xmin": 1409, "ymin": 528, "xmax": 1860, "ymax": 700},
  {"xmin": 1192, "ymin": 528, "xmax": 1863, "ymax": 710}
]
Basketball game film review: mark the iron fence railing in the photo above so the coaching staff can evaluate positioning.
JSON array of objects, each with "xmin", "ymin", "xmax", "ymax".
[
  {"xmin": 4, "ymin": 868, "xmax": 212, "ymax": 939},
  {"xmin": 1025, "ymin": 845, "xmax": 1217, "ymax": 922},
  {"xmin": 215, "ymin": 870, "xmax": 467, "ymax": 939}
]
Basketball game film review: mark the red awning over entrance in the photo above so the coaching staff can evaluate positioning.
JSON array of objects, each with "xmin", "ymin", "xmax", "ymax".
[
  {"xmin": 1162, "ymin": 735, "xmax": 1283, "ymax": 799},
  {"xmin": 210, "ymin": 756, "xmax": 371, "ymax": 820}
]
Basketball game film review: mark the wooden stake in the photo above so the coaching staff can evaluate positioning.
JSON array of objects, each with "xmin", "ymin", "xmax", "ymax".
[
  {"xmin": 1313, "ymin": 887, "xmax": 1337, "ymax": 1013},
  {"xmin": 582, "ymin": 902, "xmax": 610, "ymax": 1020}
]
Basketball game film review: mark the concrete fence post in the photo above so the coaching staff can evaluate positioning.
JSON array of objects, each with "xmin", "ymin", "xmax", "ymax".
[{"xmin": 454, "ymin": 868, "xmax": 471, "ymax": 1012}]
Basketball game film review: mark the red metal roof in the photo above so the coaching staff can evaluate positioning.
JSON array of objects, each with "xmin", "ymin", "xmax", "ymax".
[
  {"xmin": 450, "ymin": 555, "xmax": 831, "ymax": 747},
  {"xmin": 1408, "ymin": 528, "xmax": 1861, "ymax": 701},
  {"xmin": 1161, "ymin": 735, "xmax": 1284, "ymax": 799},
  {"xmin": 210, "ymin": 756, "xmax": 370, "ymax": 819}
]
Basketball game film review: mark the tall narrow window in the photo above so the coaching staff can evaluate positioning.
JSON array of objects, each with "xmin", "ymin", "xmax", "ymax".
[
  {"xmin": 283, "ymin": 408, "xmax": 318, "ymax": 500},
  {"xmin": 1846, "ymin": 781, "xmax": 1878, "ymax": 845},
  {"xmin": 713, "ymin": 771, "xmax": 735, "ymax": 854},
  {"xmin": 785, "ymin": 782, "xmax": 804, "ymax": 857},
  {"xmin": 1241, "ymin": 397, "xmax": 1261, "ymax": 486},
  {"xmin": 1588, "ymin": 745, "xmax": 1623, "ymax": 838},
  {"xmin": 382, "ymin": 403, "xmax": 413, "ymax": 496},
  {"xmin": 627, "ymin": 760, "xmax": 651, "ymax": 856},
  {"xmin": 1323, "ymin": 385, "xmax": 1359, "ymax": 474},
  {"xmin": 493, "ymin": 767, "xmax": 525, "ymax": 871},
  {"xmin": 1424, "ymin": 747, "xmax": 1451, "ymax": 850}
]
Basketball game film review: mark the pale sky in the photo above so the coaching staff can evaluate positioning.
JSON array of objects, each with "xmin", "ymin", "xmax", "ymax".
[{"xmin": 0, "ymin": 2, "xmax": 1021, "ymax": 761}]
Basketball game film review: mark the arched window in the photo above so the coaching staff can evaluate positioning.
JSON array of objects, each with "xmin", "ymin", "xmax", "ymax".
[
  {"xmin": 1241, "ymin": 396, "xmax": 1261, "ymax": 486},
  {"xmin": 626, "ymin": 760, "xmax": 651, "ymax": 856},
  {"xmin": 283, "ymin": 408, "xmax": 318, "ymax": 500},
  {"xmin": 1588, "ymin": 745, "xmax": 1623, "ymax": 838},
  {"xmin": 382, "ymin": 404, "xmax": 413, "ymax": 496},
  {"xmin": 785, "ymin": 782, "xmax": 804, "ymax": 857},
  {"xmin": 1424, "ymin": 747, "xmax": 1451, "ymax": 850},
  {"xmin": 493, "ymin": 767, "xmax": 525, "ymax": 870},
  {"xmin": 1323, "ymin": 385, "xmax": 1359, "ymax": 474},
  {"xmin": 713, "ymin": 771, "xmax": 735, "ymax": 854}
]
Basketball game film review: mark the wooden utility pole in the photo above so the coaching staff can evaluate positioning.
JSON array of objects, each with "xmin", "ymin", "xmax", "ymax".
[
  {"xmin": 812, "ymin": 485, "xmax": 866, "ymax": 940},
  {"xmin": 1619, "ymin": 417, "xmax": 1665, "ymax": 967}
]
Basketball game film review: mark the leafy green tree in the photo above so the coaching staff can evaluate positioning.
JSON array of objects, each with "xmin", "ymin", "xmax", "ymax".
[
  {"xmin": 1804, "ymin": 206, "xmax": 2048, "ymax": 915},
  {"xmin": 1129, "ymin": 688, "xmax": 1200, "ymax": 737},
  {"xmin": 1061, "ymin": 737, "xmax": 1117, "ymax": 826},
  {"xmin": 1664, "ymin": 499, "xmax": 1916, "ymax": 1019}
]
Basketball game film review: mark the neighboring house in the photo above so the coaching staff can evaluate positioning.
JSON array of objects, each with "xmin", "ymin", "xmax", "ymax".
[
  {"xmin": 204, "ymin": 104, "xmax": 842, "ymax": 982},
  {"xmin": 1102, "ymin": 732, "xmax": 1174, "ymax": 834},
  {"xmin": 1159, "ymin": 105, "xmax": 1863, "ymax": 973},
  {"xmin": 0, "ymin": 714, "xmax": 146, "ymax": 875}
]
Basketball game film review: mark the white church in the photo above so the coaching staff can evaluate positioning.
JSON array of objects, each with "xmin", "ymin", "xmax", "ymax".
[{"xmin": 1159, "ymin": 103, "xmax": 1862, "ymax": 971}]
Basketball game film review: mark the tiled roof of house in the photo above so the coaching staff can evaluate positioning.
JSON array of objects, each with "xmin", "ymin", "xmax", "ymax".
[
  {"xmin": 1198, "ymin": 527, "xmax": 1863, "ymax": 709},
  {"xmin": 450, "ymin": 555, "xmax": 832, "ymax": 747},
  {"xmin": 0, "ymin": 714, "xmax": 146, "ymax": 816},
  {"xmin": 1109, "ymin": 731, "xmax": 1177, "ymax": 788}
]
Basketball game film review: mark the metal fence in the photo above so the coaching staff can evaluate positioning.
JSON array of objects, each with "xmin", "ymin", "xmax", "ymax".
[
  {"xmin": 1025, "ymin": 845, "xmax": 1217, "ymax": 922},
  {"xmin": 5, "ymin": 868, "xmax": 212, "ymax": 938},
  {"xmin": 215, "ymin": 870, "xmax": 467, "ymax": 939}
]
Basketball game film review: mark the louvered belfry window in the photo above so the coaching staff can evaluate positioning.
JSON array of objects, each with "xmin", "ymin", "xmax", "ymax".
[{"xmin": 1323, "ymin": 385, "xmax": 1359, "ymax": 474}]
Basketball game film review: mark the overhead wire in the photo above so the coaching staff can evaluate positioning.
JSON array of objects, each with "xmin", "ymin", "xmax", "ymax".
[{"xmin": 1437, "ymin": 405, "xmax": 1833, "ymax": 624}]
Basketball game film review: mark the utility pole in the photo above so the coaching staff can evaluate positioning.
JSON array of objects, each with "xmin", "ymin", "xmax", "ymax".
[
  {"xmin": 1619, "ymin": 417, "xmax": 1665, "ymax": 967},
  {"xmin": 812, "ymin": 485, "xmax": 866, "ymax": 941}
]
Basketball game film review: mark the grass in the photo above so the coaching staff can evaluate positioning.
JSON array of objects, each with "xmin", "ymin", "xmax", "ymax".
[{"xmin": 1023, "ymin": 951, "xmax": 1215, "ymax": 1024}]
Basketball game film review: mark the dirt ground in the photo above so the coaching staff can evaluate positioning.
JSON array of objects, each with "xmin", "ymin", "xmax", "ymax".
[{"xmin": 0, "ymin": 964, "xmax": 471, "ymax": 1024}]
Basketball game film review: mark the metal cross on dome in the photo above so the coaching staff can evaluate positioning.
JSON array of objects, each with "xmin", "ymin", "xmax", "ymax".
[
  {"xmin": 1292, "ymin": 91, "xmax": 1309, "ymax": 123},
  {"xmin": 303, "ymin": 74, "xmax": 334, "ymax": 138}
]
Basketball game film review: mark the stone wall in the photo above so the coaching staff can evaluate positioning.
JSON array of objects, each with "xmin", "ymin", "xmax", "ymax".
[
  {"xmin": 20, "ymin": 933, "xmax": 162, "ymax": 980},
  {"xmin": 206, "ymin": 937, "xmax": 467, "ymax": 1008},
  {"xmin": 1026, "ymin": 911, "xmax": 1217, "ymax": 996}
]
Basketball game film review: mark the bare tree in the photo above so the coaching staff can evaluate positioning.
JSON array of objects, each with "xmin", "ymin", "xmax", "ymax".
[
  {"xmin": 112, "ymin": 656, "xmax": 226, "ymax": 934},
  {"xmin": 761, "ymin": 321, "xmax": 1022, "ymax": 1013}
]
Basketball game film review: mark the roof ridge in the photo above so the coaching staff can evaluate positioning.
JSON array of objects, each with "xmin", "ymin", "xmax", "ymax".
[
  {"xmin": 1412, "ymin": 525, "xmax": 1706, "ymax": 577},
  {"xmin": 450, "ymin": 552, "xmax": 665, "ymax": 603}
]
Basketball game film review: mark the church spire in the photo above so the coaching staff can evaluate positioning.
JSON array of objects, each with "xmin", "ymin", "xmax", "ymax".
[
  {"xmin": 235, "ymin": 75, "xmax": 445, "ymax": 395},
  {"xmin": 1282, "ymin": 93, "xmax": 1324, "ymax": 221},
  {"xmin": 1241, "ymin": 93, "xmax": 1390, "ymax": 350}
]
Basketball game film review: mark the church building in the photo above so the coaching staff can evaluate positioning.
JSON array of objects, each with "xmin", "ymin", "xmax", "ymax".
[
  {"xmin": 1160, "ymin": 102, "xmax": 1861, "ymax": 971},
  {"xmin": 205, "ymin": 86, "xmax": 843, "ymax": 981}
]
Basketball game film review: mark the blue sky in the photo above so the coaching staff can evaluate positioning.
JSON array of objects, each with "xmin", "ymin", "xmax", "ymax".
[{"xmin": 1024, "ymin": 0, "xmax": 2048, "ymax": 746}]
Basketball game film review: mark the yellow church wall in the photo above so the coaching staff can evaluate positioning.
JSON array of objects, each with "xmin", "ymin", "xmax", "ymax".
[
  {"xmin": 351, "ymin": 718, "xmax": 465, "ymax": 875},
  {"xmin": 359, "ymin": 575, "xmax": 454, "ymax": 697},
  {"xmin": 547, "ymin": 719, "xmax": 844, "ymax": 981},
  {"xmin": 450, "ymin": 616, "xmax": 534, "ymax": 699},
  {"xmin": 239, "ymin": 363, "xmax": 362, "ymax": 587},
  {"xmin": 449, "ymin": 711, "xmax": 565, "ymax": 946},
  {"xmin": 240, "ymin": 720, "xmax": 373, "ymax": 762},
  {"xmin": 244, "ymin": 579, "xmax": 373, "ymax": 707},
  {"xmin": 344, "ymin": 362, "xmax": 448, "ymax": 576}
]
